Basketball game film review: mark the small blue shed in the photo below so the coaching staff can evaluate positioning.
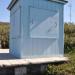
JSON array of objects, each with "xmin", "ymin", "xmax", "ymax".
[{"xmin": 8, "ymin": 0, "xmax": 67, "ymax": 59}]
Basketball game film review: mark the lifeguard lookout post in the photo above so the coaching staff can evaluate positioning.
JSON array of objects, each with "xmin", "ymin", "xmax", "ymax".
[
  {"xmin": 5, "ymin": 0, "xmax": 68, "ymax": 74},
  {"xmin": 8, "ymin": 0, "xmax": 67, "ymax": 59}
]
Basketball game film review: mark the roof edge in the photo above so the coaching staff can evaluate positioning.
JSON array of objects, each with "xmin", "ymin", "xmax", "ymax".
[
  {"xmin": 7, "ymin": 0, "xmax": 18, "ymax": 10},
  {"xmin": 8, "ymin": 0, "xmax": 68, "ymax": 10},
  {"xmin": 48, "ymin": 0, "xmax": 68, "ymax": 4}
]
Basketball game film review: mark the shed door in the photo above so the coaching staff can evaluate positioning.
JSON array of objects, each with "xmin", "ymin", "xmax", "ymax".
[{"xmin": 29, "ymin": 7, "xmax": 59, "ymax": 38}]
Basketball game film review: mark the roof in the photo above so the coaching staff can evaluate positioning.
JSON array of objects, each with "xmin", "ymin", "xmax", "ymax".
[
  {"xmin": 7, "ymin": 0, "xmax": 18, "ymax": 10},
  {"xmin": 49, "ymin": 0, "xmax": 68, "ymax": 4},
  {"xmin": 8, "ymin": 0, "xmax": 68, "ymax": 10}
]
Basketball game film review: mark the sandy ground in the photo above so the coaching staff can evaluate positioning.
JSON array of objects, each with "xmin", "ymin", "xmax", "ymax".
[{"xmin": 0, "ymin": 49, "xmax": 9, "ymax": 53}]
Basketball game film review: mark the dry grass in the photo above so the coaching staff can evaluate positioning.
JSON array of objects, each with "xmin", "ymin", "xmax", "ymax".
[{"xmin": 47, "ymin": 50, "xmax": 75, "ymax": 75}]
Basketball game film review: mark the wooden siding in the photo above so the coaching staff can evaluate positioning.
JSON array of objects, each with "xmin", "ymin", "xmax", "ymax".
[
  {"xmin": 10, "ymin": 0, "xmax": 21, "ymax": 58},
  {"xmin": 20, "ymin": 0, "xmax": 64, "ymax": 58},
  {"xmin": 9, "ymin": 0, "xmax": 65, "ymax": 58}
]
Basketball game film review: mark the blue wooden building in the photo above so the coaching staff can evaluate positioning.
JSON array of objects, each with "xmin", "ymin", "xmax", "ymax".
[{"xmin": 8, "ymin": 0, "xmax": 67, "ymax": 58}]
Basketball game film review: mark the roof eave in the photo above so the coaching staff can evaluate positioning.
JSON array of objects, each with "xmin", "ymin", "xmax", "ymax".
[
  {"xmin": 8, "ymin": 0, "xmax": 68, "ymax": 10},
  {"xmin": 7, "ymin": 0, "xmax": 18, "ymax": 10},
  {"xmin": 48, "ymin": 0, "xmax": 68, "ymax": 4}
]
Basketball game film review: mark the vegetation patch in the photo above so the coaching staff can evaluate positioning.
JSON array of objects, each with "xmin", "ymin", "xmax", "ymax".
[
  {"xmin": 64, "ymin": 23, "xmax": 75, "ymax": 53},
  {"xmin": 47, "ymin": 51, "xmax": 75, "ymax": 75},
  {"xmin": 0, "ymin": 22, "xmax": 9, "ymax": 49}
]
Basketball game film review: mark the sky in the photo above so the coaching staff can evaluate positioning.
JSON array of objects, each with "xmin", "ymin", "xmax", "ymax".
[
  {"xmin": 0, "ymin": 0, "xmax": 11, "ymax": 22},
  {"xmin": 0, "ymin": 0, "xmax": 75, "ymax": 23},
  {"xmin": 64, "ymin": 0, "xmax": 75, "ymax": 23}
]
